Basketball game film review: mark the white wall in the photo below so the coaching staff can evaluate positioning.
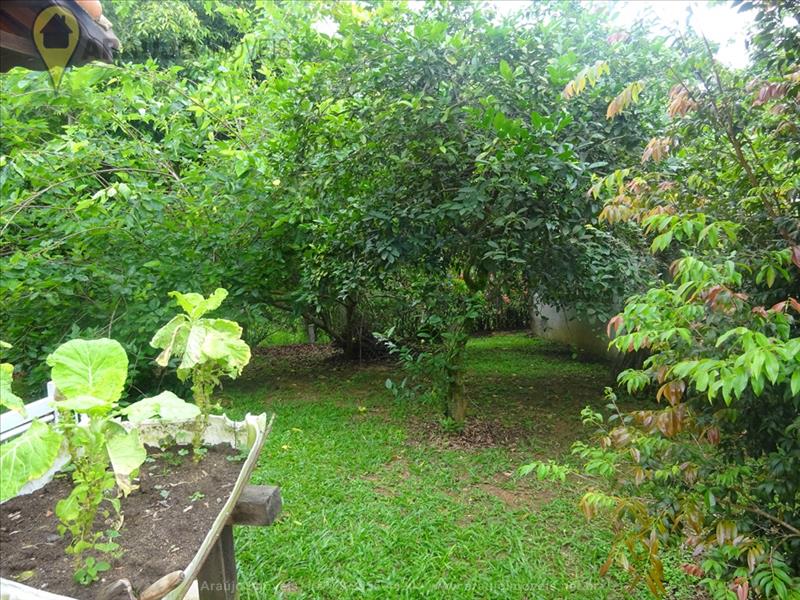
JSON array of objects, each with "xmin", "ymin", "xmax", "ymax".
[{"xmin": 530, "ymin": 302, "xmax": 612, "ymax": 361}]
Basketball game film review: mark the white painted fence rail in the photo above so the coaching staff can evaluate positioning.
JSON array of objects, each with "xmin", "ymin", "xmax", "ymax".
[{"xmin": 0, "ymin": 381, "xmax": 58, "ymax": 443}]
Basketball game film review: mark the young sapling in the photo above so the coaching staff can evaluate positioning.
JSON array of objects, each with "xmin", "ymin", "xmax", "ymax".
[{"xmin": 150, "ymin": 288, "xmax": 251, "ymax": 456}]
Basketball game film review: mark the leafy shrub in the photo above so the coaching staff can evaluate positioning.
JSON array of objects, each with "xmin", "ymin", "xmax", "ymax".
[
  {"xmin": 555, "ymin": 17, "xmax": 800, "ymax": 598},
  {"xmin": 1, "ymin": 1, "xmax": 667, "ymax": 392}
]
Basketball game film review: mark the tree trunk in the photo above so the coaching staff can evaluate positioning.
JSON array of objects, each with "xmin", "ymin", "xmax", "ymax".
[
  {"xmin": 305, "ymin": 320, "xmax": 316, "ymax": 344},
  {"xmin": 529, "ymin": 294, "xmax": 537, "ymax": 334},
  {"xmin": 341, "ymin": 298, "xmax": 358, "ymax": 359},
  {"xmin": 446, "ymin": 370, "xmax": 466, "ymax": 424},
  {"xmin": 302, "ymin": 300, "xmax": 387, "ymax": 360}
]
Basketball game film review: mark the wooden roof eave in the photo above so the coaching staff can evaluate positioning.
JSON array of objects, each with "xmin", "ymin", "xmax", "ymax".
[{"xmin": 0, "ymin": 0, "xmax": 120, "ymax": 73}]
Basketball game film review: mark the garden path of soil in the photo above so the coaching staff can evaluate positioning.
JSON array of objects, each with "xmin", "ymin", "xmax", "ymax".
[{"xmin": 0, "ymin": 445, "xmax": 241, "ymax": 599}]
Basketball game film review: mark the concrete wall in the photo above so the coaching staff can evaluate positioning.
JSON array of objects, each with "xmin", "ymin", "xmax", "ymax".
[{"xmin": 530, "ymin": 303, "xmax": 612, "ymax": 361}]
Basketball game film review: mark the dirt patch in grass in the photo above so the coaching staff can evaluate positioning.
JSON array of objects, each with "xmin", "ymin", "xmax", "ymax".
[
  {"xmin": 471, "ymin": 471, "xmax": 559, "ymax": 510},
  {"xmin": 363, "ymin": 455, "xmax": 411, "ymax": 496},
  {"xmin": 252, "ymin": 343, "xmax": 341, "ymax": 362},
  {"xmin": 370, "ymin": 486, "xmax": 396, "ymax": 498},
  {"xmin": 475, "ymin": 483, "xmax": 526, "ymax": 507},
  {"xmin": 250, "ymin": 343, "xmax": 395, "ymax": 374},
  {"xmin": 237, "ymin": 344, "xmax": 343, "ymax": 390},
  {"xmin": 279, "ymin": 581, "xmax": 301, "ymax": 595},
  {"xmin": 406, "ymin": 417, "xmax": 535, "ymax": 450},
  {"xmin": 455, "ymin": 484, "xmax": 558, "ymax": 523}
]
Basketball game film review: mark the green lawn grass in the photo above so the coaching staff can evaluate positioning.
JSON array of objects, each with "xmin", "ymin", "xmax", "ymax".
[{"xmin": 221, "ymin": 333, "xmax": 695, "ymax": 599}]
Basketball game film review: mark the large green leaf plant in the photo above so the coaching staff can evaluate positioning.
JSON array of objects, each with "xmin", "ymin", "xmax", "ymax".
[
  {"xmin": 0, "ymin": 338, "xmax": 195, "ymax": 584},
  {"xmin": 45, "ymin": 338, "xmax": 146, "ymax": 574},
  {"xmin": 150, "ymin": 288, "xmax": 251, "ymax": 454}
]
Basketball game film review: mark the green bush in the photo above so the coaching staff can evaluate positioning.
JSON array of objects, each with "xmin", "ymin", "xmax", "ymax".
[{"xmin": 562, "ymin": 14, "xmax": 800, "ymax": 597}]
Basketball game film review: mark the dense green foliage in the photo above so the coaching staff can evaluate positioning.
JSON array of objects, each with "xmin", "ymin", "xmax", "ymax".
[
  {"xmin": 105, "ymin": 0, "xmax": 255, "ymax": 66},
  {"xmin": 523, "ymin": 9, "xmax": 800, "ymax": 597},
  {"xmin": 1, "ymin": 1, "xmax": 661, "ymax": 395},
  {"xmin": 1, "ymin": 1, "xmax": 798, "ymax": 597}
]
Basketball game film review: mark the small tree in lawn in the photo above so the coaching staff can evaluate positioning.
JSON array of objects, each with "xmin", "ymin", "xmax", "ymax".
[
  {"xmin": 379, "ymin": 275, "xmax": 484, "ymax": 428},
  {"xmin": 150, "ymin": 288, "xmax": 251, "ymax": 455}
]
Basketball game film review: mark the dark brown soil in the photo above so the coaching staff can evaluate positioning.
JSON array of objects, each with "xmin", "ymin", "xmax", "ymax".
[
  {"xmin": 406, "ymin": 416, "xmax": 535, "ymax": 450},
  {"xmin": 0, "ymin": 444, "xmax": 242, "ymax": 599},
  {"xmin": 251, "ymin": 342, "xmax": 340, "ymax": 362}
]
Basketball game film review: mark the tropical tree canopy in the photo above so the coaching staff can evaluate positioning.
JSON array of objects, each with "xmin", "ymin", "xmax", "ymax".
[{"xmin": 1, "ymin": 1, "xmax": 798, "ymax": 596}]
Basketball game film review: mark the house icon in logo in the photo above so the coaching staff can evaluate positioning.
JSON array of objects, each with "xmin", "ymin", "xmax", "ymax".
[{"xmin": 39, "ymin": 13, "xmax": 73, "ymax": 49}]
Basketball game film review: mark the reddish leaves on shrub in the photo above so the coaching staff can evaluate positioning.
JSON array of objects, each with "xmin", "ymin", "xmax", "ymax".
[
  {"xmin": 607, "ymin": 31, "xmax": 629, "ymax": 44},
  {"xmin": 705, "ymin": 285, "xmax": 748, "ymax": 312},
  {"xmin": 752, "ymin": 305, "xmax": 769, "ymax": 318},
  {"xmin": 655, "ymin": 405, "xmax": 685, "ymax": 437},
  {"xmin": 607, "ymin": 314, "xmax": 624, "ymax": 338},
  {"xmin": 770, "ymin": 301, "xmax": 786, "ymax": 313},
  {"xmin": 656, "ymin": 379, "xmax": 685, "ymax": 405},
  {"xmin": 752, "ymin": 82, "xmax": 788, "ymax": 106},
  {"xmin": 681, "ymin": 563, "xmax": 704, "ymax": 578},
  {"xmin": 634, "ymin": 404, "xmax": 688, "ymax": 437},
  {"xmin": 764, "ymin": 297, "xmax": 800, "ymax": 314},
  {"xmin": 733, "ymin": 578, "xmax": 750, "ymax": 600},
  {"xmin": 667, "ymin": 85, "xmax": 697, "ymax": 118},
  {"xmin": 706, "ymin": 426, "xmax": 720, "ymax": 445},
  {"xmin": 610, "ymin": 426, "xmax": 631, "ymax": 447},
  {"xmin": 642, "ymin": 137, "xmax": 672, "ymax": 163}
]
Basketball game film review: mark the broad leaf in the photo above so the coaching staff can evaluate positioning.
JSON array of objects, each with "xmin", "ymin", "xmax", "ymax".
[
  {"xmin": 176, "ymin": 322, "xmax": 211, "ymax": 378},
  {"xmin": 0, "ymin": 362, "xmax": 25, "ymax": 415},
  {"xmin": 47, "ymin": 338, "xmax": 128, "ymax": 405},
  {"xmin": 169, "ymin": 288, "xmax": 227, "ymax": 319},
  {"xmin": 499, "ymin": 59, "xmax": 513, "ymax": 82},
  {"xmin": 0, "ymin": 421, "xmax": 63, "ymax": 502},
  {"xmin": 201, "ymin": 319, "xmax": 251, "ymax": 373},
  {"xmin": 175, "ymin": 319, "xmax": 251, "ymax": 379},
  {"xmin": 105, "ymin": 429, "xmax": 146, "ymax": 496},
  {"xmin": 199, "ymin": 288, "xmax": 228, "ymax": 316},
  {"xmin": 150, "ymin": 314, "xmax": 190, "ymax": 367},
  {"xmin": 55, "ymin": 485, "xmax": 81, "ymax": 525},
  {"xmin": 169, "ymin": 291, "xmax": 206, "ymax": 317},
  {"xmin": 53, "ymin": 395, "xmax": 112, "ymax": 416},
  {"xmin": 204, "ymin": 318, "xmax": 243, "ymax": 339},
  {"xmin": 123, "ymin": 391, "xmax": 201, "ymax": 424}
]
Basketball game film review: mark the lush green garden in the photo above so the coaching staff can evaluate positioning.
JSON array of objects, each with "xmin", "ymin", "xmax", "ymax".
[
  {"xmin": 227, "ymin": 334, "xmax": 695, "ymax": 599},
  {"xmin": 1, "ymin": 1, "xmax": 798, "ymax": 598}
]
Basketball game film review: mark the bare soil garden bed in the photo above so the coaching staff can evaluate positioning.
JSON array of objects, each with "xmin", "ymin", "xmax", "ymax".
[{"xmin": 0, "ymin": 444, "xmax": 242, "ymax": 599}]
